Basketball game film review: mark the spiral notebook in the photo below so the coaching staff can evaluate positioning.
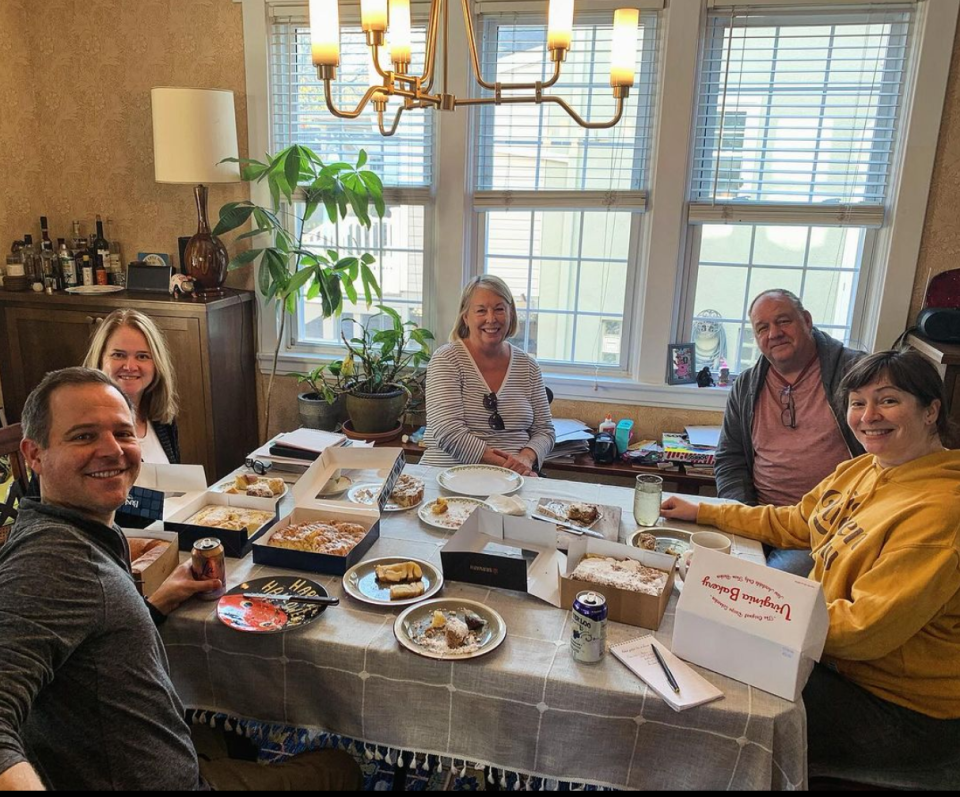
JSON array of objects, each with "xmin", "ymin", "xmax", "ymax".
[{"xmin": 610, "ymin": 636, "xmax": 723, "ymax": 712}]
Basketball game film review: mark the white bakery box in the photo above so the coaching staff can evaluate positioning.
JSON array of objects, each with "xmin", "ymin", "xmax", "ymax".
[
  {"xmin": 121, "ymin": 529, "xmax": 179, "ymax": 598},
  {"xmin": 251, "ymin": 446, "xmax": 405, "ymax": 575},
  {"xmin": 672, "ymin": 548, "xmax": 829, "ymax": 701},
  {"xmin": 115, "ymin": 463, "xmax": 207, "ymax": 530},
  {"xmin": 162, "ymin": 479, "xmax": 284, "ymax": 559},
  {"xmin": 561, "ymin": 536, "xmax": 676, "ymax": 630},
  {"xmin": 441, "ymin": 509, "xmax": 566, "ymax": 605}
]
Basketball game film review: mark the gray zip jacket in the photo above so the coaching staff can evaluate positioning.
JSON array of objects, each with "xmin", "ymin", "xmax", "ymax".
[
  {"xmin": 714, "ymin": 328, "xmax": 866, "ymax": 505},
  {"xmin": 0, "ymin": 500, "xmax": 200, "ymax": 790}
]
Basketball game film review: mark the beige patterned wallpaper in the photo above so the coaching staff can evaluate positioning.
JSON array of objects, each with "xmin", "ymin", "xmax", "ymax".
[
  {"xmin": 912, "ymin": 15, "xmax": 960, "ymax": 319},
  {"xmin": 0, "ymin": 0, "xmax": 252, "ymax": 290},
  {"xmin": 1, "ymin": 1, "xmax": 958, "ymax": 444}
]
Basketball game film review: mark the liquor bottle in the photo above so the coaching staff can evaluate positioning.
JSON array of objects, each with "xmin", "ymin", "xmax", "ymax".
[
  {"xmin": 21, "ymin": 234, "xmax": 41, "ymax": 286},
  {"xmin": 80, "ymin": 254, "xmax": 93, "ymax": 287},
  {"xmin": 92, "ymin": 214, "xmax": 110, "ymax": 271},
  {"xmin": 58, "ymin": 238, "xmax": 77, "ymax": 288},
  {"xmin": 71, "ymin": 220, "xmax": 85, "ymax": 254},
  {"xmin": 38, "ymin": 217, "xmax": 59, "ymax": 287}
]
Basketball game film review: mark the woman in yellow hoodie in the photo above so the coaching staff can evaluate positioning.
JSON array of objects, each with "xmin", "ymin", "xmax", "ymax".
[{"xmin": 662, "ymin": 348, "xmax": 960, "ymax": 789}]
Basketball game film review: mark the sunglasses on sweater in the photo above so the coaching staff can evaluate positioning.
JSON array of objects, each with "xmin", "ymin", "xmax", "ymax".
[{"xmin": 483, "ymin": 392, "xmax": 506, "ymax": 431}]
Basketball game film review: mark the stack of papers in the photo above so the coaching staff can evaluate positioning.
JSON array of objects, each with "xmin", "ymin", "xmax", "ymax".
[
  {"xmin": 247, "ymin": 428, "xmax": 348, "ymax": 471},
  {"xmin": 546, "ymin": 418, "xmax": 593, "ymax": 461}
]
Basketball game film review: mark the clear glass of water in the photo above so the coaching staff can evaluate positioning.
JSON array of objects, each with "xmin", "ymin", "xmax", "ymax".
[{"xmin": 634, "ymin": 474, "xmax": 663, "ymax": 527}]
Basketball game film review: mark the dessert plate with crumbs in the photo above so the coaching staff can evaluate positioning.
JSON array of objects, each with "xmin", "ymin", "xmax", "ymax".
[
  {"xmin": 347, "ymin": 474, "xmax": 424, "ymax": 511},
  {"xmin": 395, "ymin": 598, "xmax": 506, "ymax": 660},
  {"xmin": 418, "ymin": 497, "xmax": 494, "ymax": 531}
]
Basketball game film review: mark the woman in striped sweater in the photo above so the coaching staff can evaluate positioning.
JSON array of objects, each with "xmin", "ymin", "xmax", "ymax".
[{"xmin": 422, "ymin": 276, "xmax": 555, "ymax": 475}]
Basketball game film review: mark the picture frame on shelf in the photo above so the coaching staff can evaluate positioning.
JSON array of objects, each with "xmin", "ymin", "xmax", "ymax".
[
  {"xmin": 667, "ymin": 343, "xmax": 696, "ymax": 385},
  {"xmin": 137, "ymin": 252, "xmax": 172, "ymax": 269}
]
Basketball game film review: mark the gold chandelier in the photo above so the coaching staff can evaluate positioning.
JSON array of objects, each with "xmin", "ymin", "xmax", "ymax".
[{"xmin": 309, "ymin": 0, "xmax": 640, "ymax": 136}]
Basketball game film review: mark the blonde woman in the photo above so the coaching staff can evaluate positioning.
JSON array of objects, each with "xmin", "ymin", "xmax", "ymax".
[
  {"xmin": 83, "ymin": 310, "xmax": 180, "ymax": 464},
  {"xmin": 422, "ymin": 275, "xmax": 555, "ymax": 475}
]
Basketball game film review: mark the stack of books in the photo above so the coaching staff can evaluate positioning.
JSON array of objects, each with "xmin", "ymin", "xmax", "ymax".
[{"xmin": 662, "ymin": 426, "xmax": 721, "ymax": 475}]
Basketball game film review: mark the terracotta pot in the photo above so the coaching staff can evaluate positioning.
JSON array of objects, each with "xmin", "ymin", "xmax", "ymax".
[
  {"xmin": 341, "ymin": 419, "xmax": 403, "ymax": 444},
  {"xmin": 345, "ymin": 386, "xmax": 408, "ymax": 433}
]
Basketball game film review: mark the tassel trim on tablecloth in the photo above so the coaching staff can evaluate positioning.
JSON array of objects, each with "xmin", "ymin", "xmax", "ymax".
[{"xmin": 186, "ymin": 710, "xmax": 617, "ymax": 791}]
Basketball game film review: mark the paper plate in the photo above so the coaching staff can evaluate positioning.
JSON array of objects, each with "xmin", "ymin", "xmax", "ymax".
[
  {"xmin": 395, "ymin": 598, "xmax": 506, "ymax": 660},
  {"xmin": 437, "ymin": 465, "xmax": 524, "ymax": 497},
  {"xmin": 217, "ymin": 575, "xmax": 330, "ymax": 633},
  {"xmin": 347, "ymin": 481, "xmax": 423, "ymax": 512},
  {"xmin": 342, "ymin": 556, "xmax": 442, "ymax": 607}
]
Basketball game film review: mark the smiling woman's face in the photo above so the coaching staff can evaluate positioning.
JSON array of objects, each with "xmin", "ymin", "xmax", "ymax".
[
  {"xmin": 847, "ymin": 377, "xmax": 941, "ymax": 468},
  {"xmin": 464, "ymin": 287, "xmax": 511, "ymax": 347},
  {"xmin": 100, "ymin": 325, "xmax": 156, "ymax": 410}
]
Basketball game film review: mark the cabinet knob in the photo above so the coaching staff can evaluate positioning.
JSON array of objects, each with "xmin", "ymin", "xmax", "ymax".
[{"xmin": 86, "ymin": 316, "xmax": 105, "ymax": 325}]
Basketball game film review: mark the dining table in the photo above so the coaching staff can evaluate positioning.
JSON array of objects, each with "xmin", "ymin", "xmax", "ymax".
[{"xmin": 160, "ymin": 462, "xmax": 807, "ymax": 791}]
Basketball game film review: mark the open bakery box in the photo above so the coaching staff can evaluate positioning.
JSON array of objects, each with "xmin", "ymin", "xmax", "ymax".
[{"xmin": 251, "ymin": 446, "xmax": 405, "ymax": 574}]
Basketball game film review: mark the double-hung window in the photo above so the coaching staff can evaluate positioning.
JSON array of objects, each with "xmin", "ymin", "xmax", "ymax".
[
  {"xmin": 268, "ymin": 5, "xmax": 434, "ymax": 346},
  {"xmin": 682, "ymin": 3, "xmax": 915, "ymax": 374},
  {"xmin": 473, "ymin": 7, "xmax": 661, "ymax": 372}
]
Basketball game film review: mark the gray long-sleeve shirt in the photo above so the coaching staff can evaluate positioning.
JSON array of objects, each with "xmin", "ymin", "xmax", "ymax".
[{"xmin": 0, "ymin": 500, "xmax": 199, "ymax": 790}]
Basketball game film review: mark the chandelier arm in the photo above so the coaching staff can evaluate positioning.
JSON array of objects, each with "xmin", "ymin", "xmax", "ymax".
[
  {"xmin": 322, "ymin": 81, "xmax": 389, "ymax": 120},
  {"xmin": 419, "ymin": 0, "xmax": 443, "ymax": 91},
  {"xmin": 378, "ymin": 106, "xmax": 406, "ymax": 137},
  {"xmin": 454, "ymin": 92, "xmax": 626, "ymax": 130}
]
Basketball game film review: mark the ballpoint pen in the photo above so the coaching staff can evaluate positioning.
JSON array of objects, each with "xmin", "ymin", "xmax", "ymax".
[{"xmin": 652, "ymin": 644, "xmax": 681, "ymax": 694}]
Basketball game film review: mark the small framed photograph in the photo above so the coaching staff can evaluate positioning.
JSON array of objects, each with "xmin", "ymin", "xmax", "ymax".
[
  {"xmin": 667, "ymin": 343, "xmax": 696, "ymax": 385},
  {"xmin": 137, "ymin": 252, "xmax": 172, "ymax": 268}
]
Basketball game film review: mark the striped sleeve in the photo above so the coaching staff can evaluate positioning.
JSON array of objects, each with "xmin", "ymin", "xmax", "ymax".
[{"xmin": 424, "ymin": 346, "xmax": 488, "ymax": 465}]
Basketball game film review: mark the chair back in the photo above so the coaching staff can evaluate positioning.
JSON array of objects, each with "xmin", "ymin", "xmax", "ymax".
[{"xmin": 0, "ymin": 424, "xmax": 29, "ymax": 539}]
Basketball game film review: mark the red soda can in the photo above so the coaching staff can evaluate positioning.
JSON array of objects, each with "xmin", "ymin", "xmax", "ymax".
[{"xmin": 191, "ymin": 537, "xmax": 226, "ymax": 600}]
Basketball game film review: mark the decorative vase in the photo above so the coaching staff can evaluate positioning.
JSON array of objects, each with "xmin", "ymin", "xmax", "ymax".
[
  {"xmin": 185, "ymin": 184, "xmax": 229, "ymax": 294},
  {"xmin": 297, "ymin": 392, "xmax": 344, "ymax": 431},
  {"xmin": 345, "ymin": 386, "xmax": 408, "ymax": 434}
]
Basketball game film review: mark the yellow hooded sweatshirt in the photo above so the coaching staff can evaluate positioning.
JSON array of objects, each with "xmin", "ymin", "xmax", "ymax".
[{"xmin": 697, "ymin": 450, "xmax": 960, "ymax": 719}]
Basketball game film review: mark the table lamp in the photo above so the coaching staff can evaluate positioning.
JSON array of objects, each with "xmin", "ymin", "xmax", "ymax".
[{"xmin": 150, "ymin": 87, "xmax": 240, "ymax": 295}]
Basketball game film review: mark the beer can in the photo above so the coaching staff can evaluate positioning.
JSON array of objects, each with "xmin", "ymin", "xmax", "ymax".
[
  {"xmin": 571, "ymin": 591, "xmax": 607, "ymax": 663},
  {"xmin": 191, "ymin": 537, "xmax": 226, "ymax": 601}
]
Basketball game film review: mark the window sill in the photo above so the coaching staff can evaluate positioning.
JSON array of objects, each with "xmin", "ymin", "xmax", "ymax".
[{"xmin": 258, "ymin": 351, "xmax": 733, "ymax": 413}]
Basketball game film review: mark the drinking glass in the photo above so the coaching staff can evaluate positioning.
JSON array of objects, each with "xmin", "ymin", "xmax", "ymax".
[{"xmin": 633, "ymin": 474, "xmax": 663, "ymax": 527}]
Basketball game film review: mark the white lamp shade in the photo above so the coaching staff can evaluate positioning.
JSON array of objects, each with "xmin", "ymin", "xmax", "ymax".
[{"xmin": 151, "ymin": 87, "xmax": 241, "ymax": 184}]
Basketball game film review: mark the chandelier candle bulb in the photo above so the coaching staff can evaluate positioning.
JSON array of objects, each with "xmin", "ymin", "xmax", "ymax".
[
  {"xmin": 310, "ymin": 0, "xmax": 341, "ymax": 66},
  {"xmin": 547, "ymin": 0, "xmax": 574, "ymax": 54},
  {"xmin": 610, "ymin": 8, "xmax": 640, "ymax": 87},
  {"xmin": 389, "ymin": 0, "xmax": 412, "ymax": 67},
  {"xmin": 361, "ymin": 0, "xmax": 388, "ymax": 32}
]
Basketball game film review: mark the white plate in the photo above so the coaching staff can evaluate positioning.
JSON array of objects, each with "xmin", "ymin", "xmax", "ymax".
[
  {"xmin": 418, "ymin": 497, "xmax": 494, "ymax": 531},
  {"xmin": 211, "ymin": 476, "xmax": 288, "ymax": 500},
  {"xmin": 394, "ymin": 598, "xmax": 506, "ymax": 660},
  {"xmin": 65, "ymin": 285, "xmax": 126, "ymax": 295},
  {"xmin": 342, "ymin": 557, "xmax": 442, "ymax": 607},
  {"xmin": 437, "ymin": 465, "xmax": 524, "ymax": 497},
  {"xmin": 347, "ymin": 481, "xmax": 423, "ymax": 512}
]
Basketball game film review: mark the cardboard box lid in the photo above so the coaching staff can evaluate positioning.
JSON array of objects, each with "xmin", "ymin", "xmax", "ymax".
[
  {"xmin": 291, "ymin": 446, "xmax": 405, "ymax": 515},
  {"xmin": 443, "ymin": 508, "xmax": 564, "ymax": 607},
  {"xmin": 134, "ymin": 463, "xmax": 207, "ymax": 494},
  {"xmin": 677, "ymin": 548, "xmax": 829, "ymax": 655}
]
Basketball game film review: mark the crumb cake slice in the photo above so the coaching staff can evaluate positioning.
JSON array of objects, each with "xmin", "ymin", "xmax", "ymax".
[{"xmin": 390, "ymin": 474, "xmax": 424, "ymax": 508}]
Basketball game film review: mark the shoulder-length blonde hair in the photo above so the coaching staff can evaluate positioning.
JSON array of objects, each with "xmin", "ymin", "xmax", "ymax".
[
  {"xmin": 449, "ymin": 275, "xmax": 519, "ymax": 343},
  {"xmin": 83, "ymin": 309, "xmax": 179, "ymax": 424}
]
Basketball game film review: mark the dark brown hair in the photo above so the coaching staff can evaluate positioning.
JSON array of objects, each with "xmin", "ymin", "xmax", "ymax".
[{"xmin": 839, "ymin": 349, "xmax": 956, "ymax": 446}]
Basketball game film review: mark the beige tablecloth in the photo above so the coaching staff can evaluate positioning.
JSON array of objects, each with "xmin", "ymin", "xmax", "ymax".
[{"xmin": 161, "ymin": 464, "xmax": 806, "ymax": 790}]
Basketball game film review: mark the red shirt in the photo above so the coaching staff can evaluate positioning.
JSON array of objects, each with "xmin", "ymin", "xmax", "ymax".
[{"xmin": 751, "ymin": 358, "xmax": 852, "ymax": 506}]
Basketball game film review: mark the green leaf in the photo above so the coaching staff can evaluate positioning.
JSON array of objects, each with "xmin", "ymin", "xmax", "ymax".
[
  {"xmin": 235, "ymin": 228, "xmax": 267, "ymax": 243},
  {"xmin": 378, "ymin": 305, "xmax": 402, "ymax": 325},
  {"xmin": 258, "ymin": 257, "xmax": 272, "ymax": 297},
  {"xmin": 360, "ymin": 263, "xmax": 381, "ymax": 305},
  {"xmin": 285, "ymin": 292, "xmax": 297, "ymax": 316},
  {"xmin": 306, "ymin": 280, "xmax": 320, "ymax": 300},
  {"xmin": 326, "ymin": 249, "xmax": 340, "ymax": 262},
  {"xmin": 360, "ymin": 253, "xmax": 376, "ymax": 265},
  {"xmin": 284, "ymin": 146, "xmax": 302, "ymax": 197},
  {"xmin": 359, "ymin": 171, "xmax": 385, "ymax": 217},
  {"xmin": 285, "ymin": 267, "xmax": 314, "ymax": 296},
  {"xmin": 232, "ymin": 248, "xmax": 264, "ymax": 266},
  {"xmin": 357, "ymin": 149, "xmax": 368, "ymax": 168},
  {"xmin": 241, "ymin": 162, "xmax": 270, "ymax": 181},
  {"xmin": 341, "ymin": 273, "xmax": 358, "ymax": 305},
  {"xmin": 213, "ymin": 203, "xmax": 255, "ymax": 236}
]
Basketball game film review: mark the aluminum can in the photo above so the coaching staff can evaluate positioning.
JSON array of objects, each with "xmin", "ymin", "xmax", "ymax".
[
  {"xmin": 571, "ymin": 591, "xmax": 607, "ymax": 663},
  {"xmin": 191, "ymin": 537, "xmax": 226, "ymax": 600}
]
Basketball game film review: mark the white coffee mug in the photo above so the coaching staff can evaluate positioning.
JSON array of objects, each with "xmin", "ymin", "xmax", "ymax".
[{"xmin": 678, "ymin": 531, "xmax": 732, "ymax": 581}]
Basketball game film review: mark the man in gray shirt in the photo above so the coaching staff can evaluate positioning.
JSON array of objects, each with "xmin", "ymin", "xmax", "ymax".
[{"xmin": 0, "ymin": 368, "xmax": 360, "ymax": 790}]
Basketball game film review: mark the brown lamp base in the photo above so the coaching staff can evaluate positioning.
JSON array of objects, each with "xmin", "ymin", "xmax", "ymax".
[{"xmin": 186, "ymin": 184, "xmax": 229, "ymax": 293}]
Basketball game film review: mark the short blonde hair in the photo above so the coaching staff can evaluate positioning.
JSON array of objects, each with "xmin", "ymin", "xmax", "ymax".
[
  {"xmin": 83, "ymin": 309, "xmax": 179, "ymax": 424},
  {"xmin": 450, "ymin": 275, "xmax": 519, "ymax": 343}
]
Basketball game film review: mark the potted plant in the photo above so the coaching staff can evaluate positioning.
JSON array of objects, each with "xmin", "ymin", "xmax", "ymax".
[
  {"xmin": 213, "ymin": 145, "xmax": 385, "ymax": 435},
  {"xmin": 331, "ymin": 307, "xmax": 434, "ymax": 435},
  {"xmin": 291, "ymin": 361, "xmax": 348, "ymax": 431}
]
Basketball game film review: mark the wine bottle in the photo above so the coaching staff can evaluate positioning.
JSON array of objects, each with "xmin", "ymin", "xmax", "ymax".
[
  {"xmin": 92, "ymin": 214, "xmax": 110, "ymax": 271},
  {"xmin": 21, "ymin": 234, "xmax": 41, "ymax": 286}
]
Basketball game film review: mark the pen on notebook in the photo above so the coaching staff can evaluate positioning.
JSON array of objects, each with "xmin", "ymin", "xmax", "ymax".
[{"xmin": 652, "ymin": 644, "xmax": 680, "ymax": 694}]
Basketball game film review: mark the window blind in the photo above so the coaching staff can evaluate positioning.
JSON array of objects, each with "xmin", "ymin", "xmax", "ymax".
[
  {"xmin": 269, "ymin": 12, "xmax": 434, "ymax": 187},
  {"xmin": 475, "ymin": 10, "xmax": 660, "ymax": 192},
  {"xmin": 689, "ymin": 4, "xmax": 915, "ymax": 220}
]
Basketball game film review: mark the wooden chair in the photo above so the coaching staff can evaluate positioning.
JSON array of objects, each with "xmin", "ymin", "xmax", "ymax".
[{"xmin": 0, "ymin": 424, "xmax": 29, "ymax": 540}]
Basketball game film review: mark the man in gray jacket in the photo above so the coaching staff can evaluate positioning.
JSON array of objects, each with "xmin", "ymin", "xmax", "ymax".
[
  {"xmin": 0, "ymin": 368, "xmax": 360, "ymax": 791},
  {"xmin": 715, "ymin": 290, "xmax": 864, "ymax": 575}
]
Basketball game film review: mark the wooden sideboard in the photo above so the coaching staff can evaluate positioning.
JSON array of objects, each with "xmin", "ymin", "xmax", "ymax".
[
  {"xmin": 0, "ymin": 289, "xmax": 257, "ymax": 483},
  {"xmin": 906, "ymin": 333, "xmax": 960, "ymax": 432}
]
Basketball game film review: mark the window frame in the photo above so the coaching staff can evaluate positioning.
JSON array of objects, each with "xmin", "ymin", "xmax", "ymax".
[{"xmin": 238, "ymin": 0, "xmax": 959, "ymax": 412}]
